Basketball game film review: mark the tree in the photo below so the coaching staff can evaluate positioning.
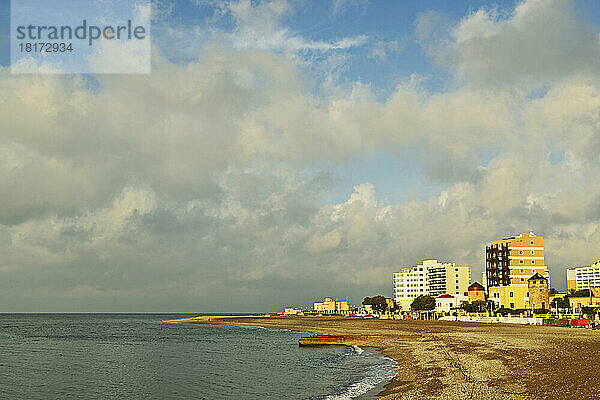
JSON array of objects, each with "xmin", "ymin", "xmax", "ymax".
[
  {"xmin": 582, "ymin": 306, "xmax": 597, "ymax": 318},
  {"xmin": 567, "ymin": 289, "xmax": 591, "ymax": 298},
  {"xmin": 551, "ymin": 296, "xmax": 570, "ymax": 309},
  {"xmin": 410, "ymin": 295, "xmax": 435, "ymax": 311},
  {"xmin": 461, "ymin": 300, "xmax": 486, "ymax": 313},
  {"xmin": 362, "ymin": 296, "xmax": 388, "ymax": 313},
  {"xmin": 496, "ymin": 306, "xmax": 511, "ymax": 316}
]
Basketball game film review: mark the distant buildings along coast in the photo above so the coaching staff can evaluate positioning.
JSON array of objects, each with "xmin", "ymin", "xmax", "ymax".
[
  {"xmin": 278, "ymin": 231, "xmax": 599, "ymax": 322},
  {"xmin": 388, "ymin": 231, "xmax": 600, "ymax": 318}
]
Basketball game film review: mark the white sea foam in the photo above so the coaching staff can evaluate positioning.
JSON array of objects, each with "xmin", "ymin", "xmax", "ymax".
[
  {"xmin": 236, "ymin": 325, "xmax": 293, "ymax": 332},
  {"xmin": 325, "ymin": 355, "xmax": 397, "ymax": 400},
  {"xmin": 351, "ymin": 345, "xmax": 364, "ymax": 355}
]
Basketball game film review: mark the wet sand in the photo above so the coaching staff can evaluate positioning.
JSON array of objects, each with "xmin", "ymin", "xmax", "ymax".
[{"xmin": 164, "ymin": 315, "xmax": 600, "ymax": 400}]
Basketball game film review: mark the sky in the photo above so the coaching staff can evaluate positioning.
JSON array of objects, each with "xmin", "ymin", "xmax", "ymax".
[{"xmin": 2, "ymin": 0, "xmax": 600, "ymax": 312}]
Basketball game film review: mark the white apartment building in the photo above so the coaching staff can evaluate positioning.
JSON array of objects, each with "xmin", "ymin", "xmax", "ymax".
[
  {"xmin": 567, "ymin": 261, "xmax": 600, "ymax": 291},
  {"xmin": 393, "ymin": 260, "xmax": 471, "ymax": 311}
]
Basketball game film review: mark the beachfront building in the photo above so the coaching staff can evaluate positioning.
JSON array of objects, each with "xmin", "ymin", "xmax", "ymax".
[
  {"xmin": 393, "ymin": 260, "xmax": 471, "ymax": 311},
  {"xmin": 568, "ymin": 295, "xmax": 600, "ymax": 311},
  {"xmin": 566, "ymin": 261, "xmax": 600, "ymax": 292},
  {"xmin": 489, "ymin": 286, "xmax": 529, "ymax": 309},
  {"xmin": 435, "ymin": 294, "xmax": 468, "ymax": 313},
  {"xmin": 393, "ymin": 266, "xmax": 427, "ymax": 311},
  {"xmin": 528, "ymin": 273, "xmax": 549, "ymax": 311},
  {"xmin": 282, "ymin": 308, "xmax": 303, "ymax": 315},
  {"xmin": 428, "ymin": 261, "xmax": 471, "ymax": 297},
  {"xmin": 468, "ymin": 282, "xmax": 486, "ymax": 303},
  {"xmin": 486, "ymin": 232, "xmax": 550, "ymax": 309},
  {"xmin": 313, "ymin": 297, "xmax": 349, "ymax": 314},
  {"xmin": 488, "ymin": 273, "xmax": 550, "ymax": 311}
]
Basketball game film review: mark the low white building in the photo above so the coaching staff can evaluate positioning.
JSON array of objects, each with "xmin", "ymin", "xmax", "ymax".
[{"xmin": 435, "ymin": 294, "xmax": 468, "ymax": 313}]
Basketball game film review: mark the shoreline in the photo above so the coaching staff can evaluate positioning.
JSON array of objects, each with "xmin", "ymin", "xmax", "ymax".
[
  {"xmin": 164, "ymin": 315, "xmax": 401, "ymax": 398},
  {"xmin": 164, "ymin": 315, "xmax": 600, "ymax": 399},
  {"xmin": 165, "ymin": 316, "xmax": 398, "ymax": 399}
]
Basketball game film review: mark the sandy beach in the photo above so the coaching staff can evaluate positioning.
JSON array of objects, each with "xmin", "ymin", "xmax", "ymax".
[{"xmin": 164, "ymin": 316, "xmax": 600, "ymax": 400}]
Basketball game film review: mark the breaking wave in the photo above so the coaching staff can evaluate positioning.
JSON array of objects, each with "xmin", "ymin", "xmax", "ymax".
[{"xmin": 325, "ymin": 351, "xmax": 397, "ymax": 400}]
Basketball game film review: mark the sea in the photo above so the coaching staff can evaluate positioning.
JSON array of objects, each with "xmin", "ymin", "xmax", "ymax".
[{"xmin": 0, "ymin": 314, "xmax": 397, "ymax": 399}]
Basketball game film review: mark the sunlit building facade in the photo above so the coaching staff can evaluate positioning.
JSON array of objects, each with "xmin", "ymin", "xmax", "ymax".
[
  {"xmin": 313, "ymin": 297, "xmax": 349, "ymax": 314},
  {"xmin": 486, "ymin": 232, "xmax": 550, "ymax": 309}
]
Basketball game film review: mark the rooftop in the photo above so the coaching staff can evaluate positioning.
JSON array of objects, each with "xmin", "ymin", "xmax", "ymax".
[
  {"xmin": 468, "ymin": 282, "xmax": 485, "ymax": 291},
  {"xmin": 528, "ymin": 272, "xmax": 547, "ymax": 282},
  {"xmin": 502, "ymin": 231, "xmax": 537, "ymax": 240}
]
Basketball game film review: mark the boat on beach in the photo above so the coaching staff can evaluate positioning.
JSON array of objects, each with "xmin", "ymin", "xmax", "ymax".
[{"xmin": 298, "ymin": 334, "xmax": 348, "ymax": 346}]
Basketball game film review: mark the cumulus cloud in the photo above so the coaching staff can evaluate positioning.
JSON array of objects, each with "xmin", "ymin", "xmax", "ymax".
[
  {"xmin": 307, "ymin": 229, "xmax": 342, "ymax": 254},
  {"xmin": 3, "ymin": 0, "xmax": 600, "ymax": 311},
  {"xmin": 418, "ymin": 0, "xmax": 600, "ymax": 87},
  {"xmin": 87, "ymin": 1, "xmax": 152, "ymax": 74}
]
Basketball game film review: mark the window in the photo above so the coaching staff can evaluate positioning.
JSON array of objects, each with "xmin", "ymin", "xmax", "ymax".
[
  {"xmin": 531, "ymin": 250, "xmax": 534, "ymax": 255},
  {"xmin": 520, "ymin": 269, "xmax": 524, "ymax": 273},
  {"xmin": 510, "ymin": 302, "xmax": 515, "ymax": 308},
  {"xmin": 509, "ymin": 291, "xmax": 514, "ymax": 297},
  {"xmin": 519, "ymin": 250, "xmax": 523, "ymax": 255},
  {"xmin": 530, "ymin": 241, "xmax": 534, "ymax": 245},
  {"xmin": 520, "ymin": 260, "xmax": 524, "ymax": 264}
]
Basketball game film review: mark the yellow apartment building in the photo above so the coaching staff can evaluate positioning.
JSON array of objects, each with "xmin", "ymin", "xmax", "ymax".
[
  {"xmin": 486, "ymin": 232, "xmax": 550, "ymax": 309},
  {"xmin": 489, "ymin": 286, "xmax": 529, "ymax": 309},
  {"xmin": 488, "ymin": 273, "xmax": 549, "ymax": 310}
]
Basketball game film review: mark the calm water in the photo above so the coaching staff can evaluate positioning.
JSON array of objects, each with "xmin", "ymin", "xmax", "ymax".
[{"xmin": 0, "ymin": 314, "xmax": 396, "ymax": 399}]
